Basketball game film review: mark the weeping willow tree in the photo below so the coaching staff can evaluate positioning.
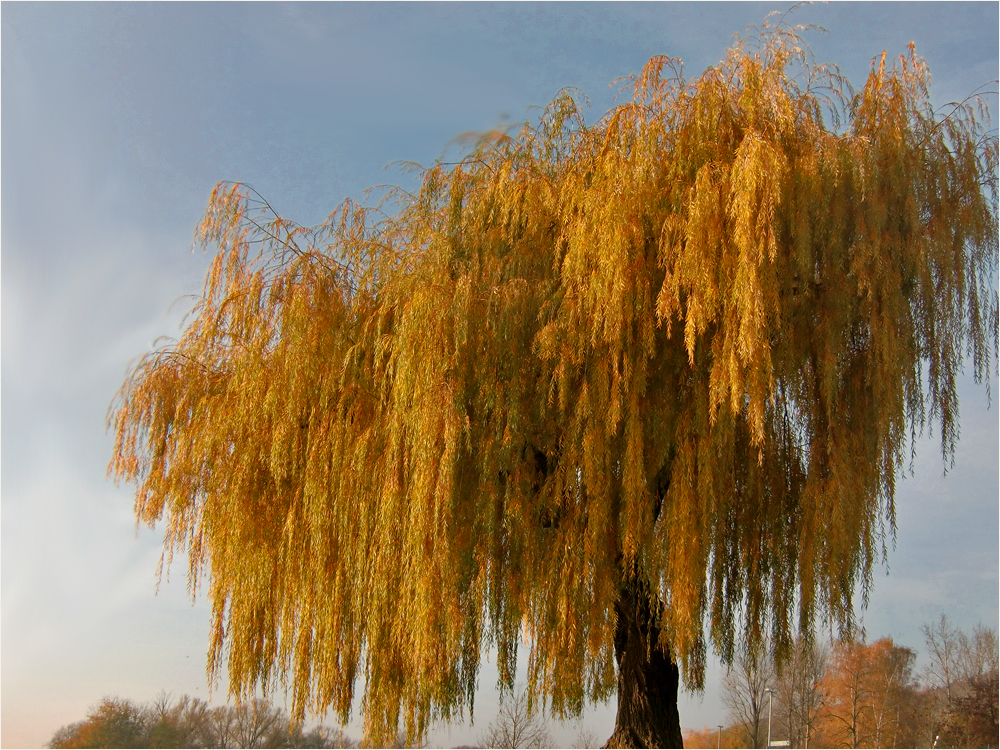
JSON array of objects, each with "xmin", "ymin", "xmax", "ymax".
[{"xmin": 110, "ymin": 17, "xmax": 997, "ymax": 749}]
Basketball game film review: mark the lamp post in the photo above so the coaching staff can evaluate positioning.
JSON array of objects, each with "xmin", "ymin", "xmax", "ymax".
[
  {"xmin": 765, "ymin": 688, "xmax": 777, "ymax": 748},
  {"xmin": 717, "ymin": 724, "xmax": 723, "ymax": 749}
]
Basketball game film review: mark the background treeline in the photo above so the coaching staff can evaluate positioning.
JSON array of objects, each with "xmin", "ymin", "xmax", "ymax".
[
  {"xmin": 685, "ymin": 616, "xmax": 998, "ymax": 749},
  {"xmin": 47, "ymin": 694, "xmax": 358, "ymax": 749},
  {"xmin": 48, "ymin": 616, "xmax": 996, "ymax": 749},
  {"xmin": 46, "ymin": 686, "xmax": 599, "ymax": 750}
]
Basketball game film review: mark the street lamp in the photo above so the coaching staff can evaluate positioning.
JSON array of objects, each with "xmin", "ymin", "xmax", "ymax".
[
  {"xmin": 765, "ymin": 688, "xmax": 777, "ymax": 748},
  {"xmin": 717, "ymin": 724, "xmax": 723, "ymax": 749}
]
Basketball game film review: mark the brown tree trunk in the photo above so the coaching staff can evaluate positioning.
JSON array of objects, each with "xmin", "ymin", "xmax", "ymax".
[{"xmin": 604, "ymin": 575, "xmax": 684, "ymax": 749}]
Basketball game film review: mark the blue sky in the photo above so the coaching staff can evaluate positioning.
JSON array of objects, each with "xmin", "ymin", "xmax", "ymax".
[{"xmin": 2, "ymin": 3, "xmax": 997, "ymax": 747}]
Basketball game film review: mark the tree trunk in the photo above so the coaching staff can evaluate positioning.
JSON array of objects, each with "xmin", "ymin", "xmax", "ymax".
[{"xmin": 604, "ymin": 575, "xmax": 684, "ymax": 749}]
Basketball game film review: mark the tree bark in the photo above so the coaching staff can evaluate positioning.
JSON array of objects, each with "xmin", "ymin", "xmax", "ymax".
[{"xmin": 604, "ymin": 575, "xmax": 684, "ymax": 749}]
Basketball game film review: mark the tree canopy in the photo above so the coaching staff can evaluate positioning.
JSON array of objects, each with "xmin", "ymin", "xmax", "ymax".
[{"xmin": 110, "ymin": 17, "xmax": 998, "ymax": 747}]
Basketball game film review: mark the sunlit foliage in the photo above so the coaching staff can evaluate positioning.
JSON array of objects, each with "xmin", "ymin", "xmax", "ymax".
[
  {"xmin": 816, "ymin": 637, "xmax": 919, "ymax": 749},
  {"xmin": 110, "ymin": 17, "xmax": 998, "ymax": 746}
]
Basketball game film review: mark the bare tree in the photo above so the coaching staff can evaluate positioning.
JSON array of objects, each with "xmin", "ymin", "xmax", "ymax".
[
  {"xmin": 868, "ymin": 642, "xmax": 917, "ymax": 750},
  {"xmin": 290, "ymin": 724, "xmax": 357, "ymax": 748},
  {"xmin": 571, "ymin": 725, "xmax": 600, "ymax": 749},
  {"xmin": 48, "ymin": 693, "xmax": 355, "ymax": 749},
  {"xmin": 774, "ymin": 637, "xmax": 828, "ymax": 749},
  {"xmin": 204, "ymin": 699, "xmax": 289, "ymax": 749},
  {"xmin": 722, "ymin": 644, "xmax": 775, "ymax": 749},
  {"xmin": 226, "ymin": 699, "xmax": 286, "ymax": 748},
  {"xmin": 957, "ymin": 623, "xmax": 999, "ymax": 682},
  {"xmin": 382, "ymin": 729, "xmax": 425, "ymax": 749},
  {"xmin": 149, "ymin": 693, "xmax": 215, "ymax": 748},
  {"xmin": 919, "ymin": 619, "xmax": 999, "ymax": 748},
  {"xmin": 921, "ymin": 616, "xmax": 1000, "ymax": 747},
  {"xmin": 922, "ymin": 615, "xmax": 962, "ymax": 703},
  {"xmin": 477, "ymin": 689, "xmax": 553, "ymax": 749}
]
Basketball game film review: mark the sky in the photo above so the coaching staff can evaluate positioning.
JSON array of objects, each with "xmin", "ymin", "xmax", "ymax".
[{"xmin": 1, "ymin": 2, "xmax": 997, "ymax": 748}]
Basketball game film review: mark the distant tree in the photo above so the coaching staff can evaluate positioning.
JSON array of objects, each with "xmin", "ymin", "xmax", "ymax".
[
  {"xmin": 922, "ymin": 616, "xmax": 963, "ymax": 705},
  {"xmin": 47, "ymin": 722, "xmax": 87, "ymax": 750},
  {"xmin": 920, "ymin": 615, "xmax": 965, "ymax": 745},
  {"xmin": 681, "ymin": 726, "xmax": 718, "ymax": 749},
  {"xmin": 231, "ymin": 699, "xmax": 284, "ymax": 748},
  {"xmin": 821, "ymin": 639, "xmax": 872, "ymax": 748},
  {"xmin": 938, "ymin": 670, "xmax": 1000, "ymax": 749},
  {"xmin": 109, "ymin": 11, "xmax": 998, "ymax": 747},
  {"xmin": 206, "ymin": 699, "xmax": 308, "ymax": 749},
  {"xmin": 957, "ymin": 624, "xmax": 1000, "ymax": 682},
  {"xmin": 722, "ymin": 644, "xmax": 774, "ymax": 748},
  {"xmin": 684, "ymin": 724, "xmax": 749, "ymax": 748},
  {"xmin": 477, "ymin": 689, "xmax": 553, "ymax": 749},
  {"xmin": 817, "ymin": 637, "xmax": 917, "ymax": 749},
  {"xmin": 867, "ymin": 640, "xmax": 917, "ymax": 749},
  {"xmin": 681, "ymin": 725, "xmax": 743, "ymax": 749},
  {"xmin": 774, "ymin": 637, "xmax": 828, "ymax": 749},
  {"xmin": 921, "ymin": 614, "xmax": 998, "ymax": 746},
  {"xmin": 895, "ymin": 684, "xmax": 936, "ymax": 750},
  {"xmin": 380, "ymin": 729, "xmax": 426, "ymax": 749},
  {"xmin": 48, "ymin": 697, "xmax": 150, "ymax": 749},
  {"xmin": 571, "ymin": 725, "xmax": 601, "ymax": 749},
  {"xmin": 48, "ymin": 694, "xmax": 356, "ymax": 750},
  {"xmin": 288, "ymin": 723, "xmax": 358, "ymax": 749},
  {"xmin": 146, "ymin": 693, "xmax": 214, "ymax": 748}
]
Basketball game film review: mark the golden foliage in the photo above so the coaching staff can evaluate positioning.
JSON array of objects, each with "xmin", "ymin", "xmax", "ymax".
[
  {"xmin": 681, "ymin": 724, "xmax": 743, "ymax": 749},
  {"xmin": 816, "ymin": 637, "xmax": 919, "ymax": 748},
  {"xmin": 109, "ymin": 18, "xmax": 997, "ymax": 746}
]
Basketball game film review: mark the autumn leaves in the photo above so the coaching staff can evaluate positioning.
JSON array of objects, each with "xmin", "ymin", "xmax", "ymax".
[{"xmin": 109, "ymin": 17, "xmax": 997, "ymax": 747}]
